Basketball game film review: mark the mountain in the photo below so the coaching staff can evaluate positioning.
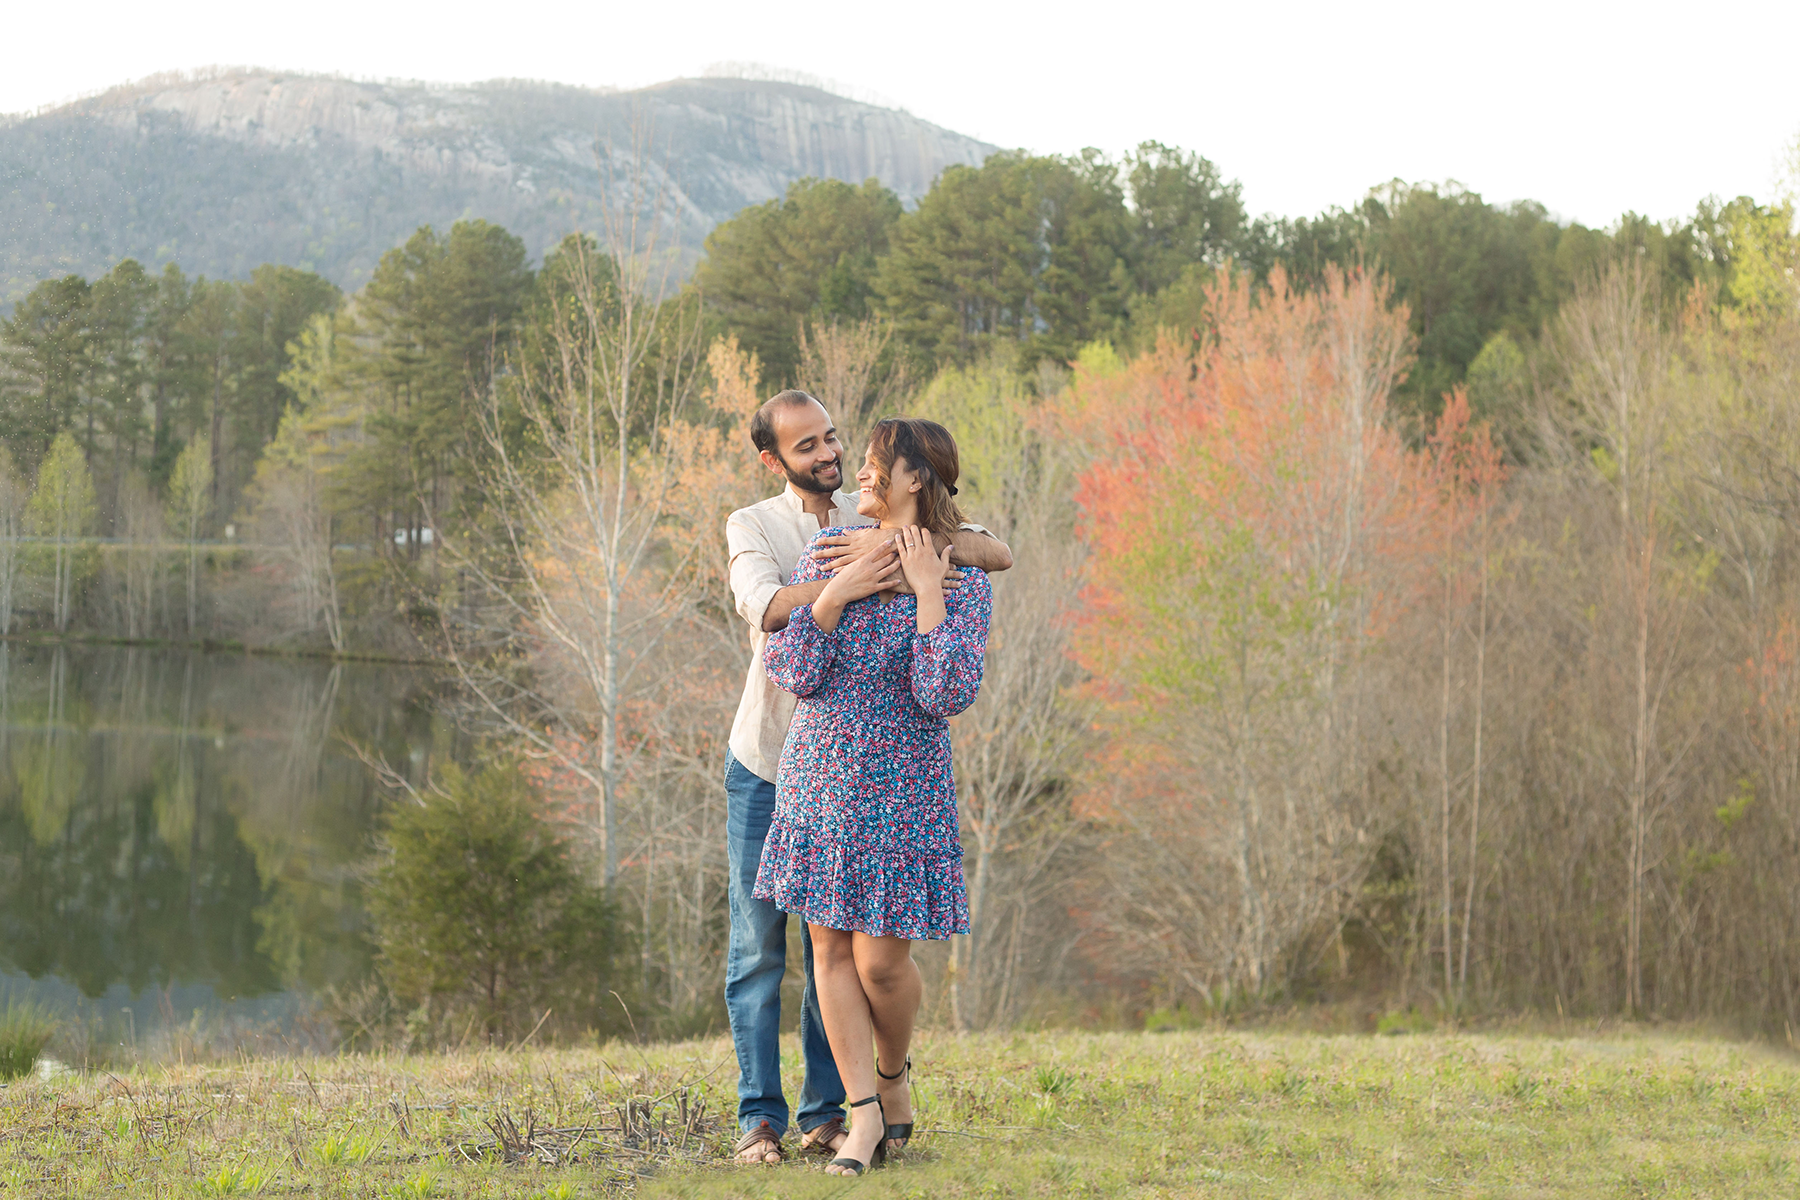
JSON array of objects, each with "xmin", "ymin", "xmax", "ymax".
[{"xmin": 0, "ymin": 69, "xmax": 999, "ymax": 303}]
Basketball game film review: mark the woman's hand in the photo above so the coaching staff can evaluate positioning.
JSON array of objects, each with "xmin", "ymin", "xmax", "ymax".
[
  {"xmin": 896, "ymin": 526, "xmax": 954, "ymax": 633},
  {"xmin": 812, "ymin": 537, "xmax": 899, "ymax": 632}
]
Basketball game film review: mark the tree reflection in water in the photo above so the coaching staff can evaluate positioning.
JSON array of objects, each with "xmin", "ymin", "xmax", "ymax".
[{"xmin": 0, "ymin": 645, "xmax": 447, "ymax": 1029}]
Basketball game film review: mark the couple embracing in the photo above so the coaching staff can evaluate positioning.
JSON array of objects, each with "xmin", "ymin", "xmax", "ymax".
[{"xmin": 723, "ymin": 390, "xmax": 1013, "ymax": 1176}]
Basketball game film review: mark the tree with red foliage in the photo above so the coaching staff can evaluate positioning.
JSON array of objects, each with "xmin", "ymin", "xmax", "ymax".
[{"xmin": 1064, "ymin": 264, "xmax": 1461, "ymax": 998}]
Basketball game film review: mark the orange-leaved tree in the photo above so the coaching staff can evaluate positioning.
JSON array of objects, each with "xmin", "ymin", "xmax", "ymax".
[{"xmin": 1066, "ymin": 264, "xmax": 1448, "ymax": 998}]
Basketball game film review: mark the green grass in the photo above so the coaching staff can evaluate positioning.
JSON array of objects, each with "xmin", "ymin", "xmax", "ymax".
[
  {"xmin": 3, "ymin": 1028, "xmax": 1799, "ymax": 1197},
  {"xmin": 0, "ymin": 998, "xmax": 57, "ymax": 1083}
]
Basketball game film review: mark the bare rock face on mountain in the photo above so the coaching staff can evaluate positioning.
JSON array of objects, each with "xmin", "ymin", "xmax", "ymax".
[{"xmin": 0, "ymin": 69, "xmax": 997, "ymax": 301}]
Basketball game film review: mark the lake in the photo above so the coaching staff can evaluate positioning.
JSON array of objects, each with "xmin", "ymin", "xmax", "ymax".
[{"xmin": 0, "ymin": 644, "xmax": 448, "ymax": 1049}]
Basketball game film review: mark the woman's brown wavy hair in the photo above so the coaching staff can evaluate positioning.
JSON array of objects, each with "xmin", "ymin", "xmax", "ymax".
[{"xmin": 864, "ymin": 417, "xmax": 967, "ymax": 542}]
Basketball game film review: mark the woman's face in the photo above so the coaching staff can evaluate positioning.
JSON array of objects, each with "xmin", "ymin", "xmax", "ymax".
[{"xmin": 854, "ymin": 448, "xmax": 918, "ymax": 521}]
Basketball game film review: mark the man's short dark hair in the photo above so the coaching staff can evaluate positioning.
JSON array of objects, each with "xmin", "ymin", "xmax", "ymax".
[{"xmin": 750, "ymin": 389, "xmax": 823, "ymax": 457}]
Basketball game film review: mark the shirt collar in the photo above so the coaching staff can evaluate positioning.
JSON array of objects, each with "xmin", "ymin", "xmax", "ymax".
[{"xmin": 780, "ymin": 484, "xmax": 858, "ymax": 523}]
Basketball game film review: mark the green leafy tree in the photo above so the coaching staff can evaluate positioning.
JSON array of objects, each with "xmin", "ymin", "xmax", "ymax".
[
  {"xmin": 1125, "ymin": 140, "xmax": 1251, "ymax": 291},
  {"xmin": 341, "ymin": 220, "xmax": 532, "ymax": 566},
  {"xmin": 696, "ymin": 176, "xmax": 903, "ymax": 383},
  {"xmin": 366, "ymin": 761, "xmax": 622, "ymax": 1043},
  {"xmin": 1696, "ymin": 196, "xmax": 1800, "ymax": 314},
  {"xmin": 180, "ymin": 279, "xmax": 238, "ymax": 515},
  {"xmin": 84, "ymin": 260, "xmax": 159, "ymax": 505},
  {"xmin": 0, "ymin": 275, "xmax": 91, "ymax": 469},
  {"xmin": 1464, "ymin": 330, "xmax": 1535, "ymax": 457},
  {"xmin": 1251, "ymin": 206, "xmax": 1368, "ymax": 288},
  {"xmin": 230, "ymin": 264, "xmax": 341, "ymax": 463},
  {"xmin": 142, "ymin": 263, "xmax": 199, "ymax": 486},
  {"xmin": 247, "ymin": 311, "xmax": 370, "ymax": 651},
  {"xmin": 1120, "ymin": 142, "xmax": 1257, "ymax": 349},
  {"xmin": 167, "ymin": 436, "xmax": 213, "ymax": 636},
  {"xmin": 0, "ymin": 447, "xmax": 24, "ymax": 634},
  {"xmin": 877, "ymin": 151, "xmax": 1133, "ymax": 369},
  {"xmin": 1357, "ymin": 183, "xmax": 1548, "ymax": 417},
  {"xmin": 26, "ymin": 432, "xmax": 98, "ymax": 632}
]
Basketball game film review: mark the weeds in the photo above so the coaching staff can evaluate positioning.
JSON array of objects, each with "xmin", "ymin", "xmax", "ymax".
[
  {"xmin": 196, "ymin": 1160, "xmax": 271, "ymax": 1196},
  {"xmin": 391, "ymin": 1169, "xmax": 440, "ymax": 1198},
  {"xmin": 315, "ymin": 1130, "xmax": 380, "ymax": 1165},
  {"xmin": 0, "ymin": 996, "xmax": 57, "ymax": 1081}
]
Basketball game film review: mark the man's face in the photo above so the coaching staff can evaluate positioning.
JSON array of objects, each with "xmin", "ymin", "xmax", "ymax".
[{"xmin": 762, "ymin": 401, "xmax": 844, "ymax": 495}]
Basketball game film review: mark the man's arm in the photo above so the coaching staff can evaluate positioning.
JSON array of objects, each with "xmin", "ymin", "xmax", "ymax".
[
  {"xmin": 761, "ymin": 578, "xmax": 830, "ymax": 633},
  {"xmin": 948, "ymin": 527, "xmax": 1013, "ymax": 573},
  {"xmin": 815, "ymin": 524, "xmax": 1013, "ymax": 574},
  {"xmin": 727, "ymin": 512, "xmax": 795, "ymax": 635}
]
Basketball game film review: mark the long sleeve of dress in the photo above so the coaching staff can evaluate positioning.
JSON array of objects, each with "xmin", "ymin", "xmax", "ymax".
[
  {"xmin": 910, "ymin": 567, "xmax": 991, "ymax": 718},
  {"xmin": 762, "ymin": 529, "xmax": 839, "ymax": 698}
]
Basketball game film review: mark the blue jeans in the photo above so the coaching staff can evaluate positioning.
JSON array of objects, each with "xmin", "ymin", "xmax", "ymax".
[{"xmin": 724, "ymin": 750, "xmax": 845, "ymax": 1136}]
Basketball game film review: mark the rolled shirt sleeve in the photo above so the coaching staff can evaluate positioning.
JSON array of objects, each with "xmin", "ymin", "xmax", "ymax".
[{"xmin": 727, "ymin": 509, "xmax": 785, "ymax": 631}]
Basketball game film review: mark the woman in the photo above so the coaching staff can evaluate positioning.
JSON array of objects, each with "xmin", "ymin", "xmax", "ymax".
[{"xmin": 755, "ymin": 417, "xmax": 991, "ymax": 1177}]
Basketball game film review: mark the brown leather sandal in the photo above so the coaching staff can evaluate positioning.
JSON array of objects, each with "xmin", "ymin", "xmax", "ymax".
[
  {"xmin": 800, "ymin": 1115, "xmax": 847, "ymax": 1156},
  {"xmin": 733, "ymin": 1120, "xmax": 785, "ymax": 1163}
]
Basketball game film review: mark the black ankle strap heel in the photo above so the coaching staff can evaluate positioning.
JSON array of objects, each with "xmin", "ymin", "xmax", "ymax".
[
  {"xmin": 876, "ymin": 1054, "xmax": 913, "ymax": 1150},
  {"xmin": 828, "ymin": 1094, "xmax": 887, "ymax": 1176}
]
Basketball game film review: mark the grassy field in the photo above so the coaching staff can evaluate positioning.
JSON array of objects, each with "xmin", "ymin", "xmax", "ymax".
[{"xmin": 3, "ymin": 1027, "xmax": 1799, "ymax": 1198}]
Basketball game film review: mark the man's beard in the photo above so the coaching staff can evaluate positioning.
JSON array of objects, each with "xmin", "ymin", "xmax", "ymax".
[{"xmin": 781, "ymin": 454, "xmax": 841, "ymax": 495}]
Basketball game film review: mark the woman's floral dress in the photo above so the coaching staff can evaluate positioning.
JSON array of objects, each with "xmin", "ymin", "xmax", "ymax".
[{"xmin": 753, "ymin": 527, "xmax": 990, "ymax": 940}]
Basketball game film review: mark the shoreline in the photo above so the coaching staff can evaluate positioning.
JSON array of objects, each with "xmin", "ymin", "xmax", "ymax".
[{"xmin": 0, "ymin": 631, "xmax": 445, "ymax": 667}]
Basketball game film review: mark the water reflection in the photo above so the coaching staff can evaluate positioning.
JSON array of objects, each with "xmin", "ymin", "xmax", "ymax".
[{"xmin": 0, "ymin": 644, "xmax": 447, "ymax": 1032}]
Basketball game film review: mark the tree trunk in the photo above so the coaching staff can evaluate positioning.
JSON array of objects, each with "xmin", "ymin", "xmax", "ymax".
[
  {"xmin": 1458, "ymin": 501, "xmax": 1488, "ymax": 998},
  {"xmin": 1440, "ymin": 538, "xmax": 1455, "ymax": 1006},
  {"xmin": 1626, "ymin": 521, "xmax": 1654, "ymax": 1015}
]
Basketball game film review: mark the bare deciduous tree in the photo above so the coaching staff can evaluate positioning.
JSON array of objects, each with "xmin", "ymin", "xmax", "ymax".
[
  {"xmin": 113, "ymin": 471, "xmax": 162, "ymax": 639},
  {"xmin": 167, "ymin": 436, "xmax": 212, "ymax": 637},
  {"xmin": 438, "ymin": 134, "xmax": 705, "ymax": 885},
  {"xmin": 796, "ymin": 316, "xmax": 909, "ymax": 451},
  {"xmin": 1549, "ymin": 260, "xmax": 1696, "ymax": 1015},
  {"xmin": 248, "ymin": 406, "xmax": 345, "ymax": 651},
  {"xmin": 916, "ymin": 358, "xmax": 1094, "ymax": 1028}
]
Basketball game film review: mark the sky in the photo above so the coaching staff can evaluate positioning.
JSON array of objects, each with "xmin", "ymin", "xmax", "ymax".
[{"xmin": 7, "ymin": 0, "xmax": 1798, "ymax": 229}]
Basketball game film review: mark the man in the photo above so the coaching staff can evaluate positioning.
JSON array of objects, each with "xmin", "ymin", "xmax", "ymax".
[{"xmin": 724, "ymin": 389, "xmax": 1013, "ymax": 1164}]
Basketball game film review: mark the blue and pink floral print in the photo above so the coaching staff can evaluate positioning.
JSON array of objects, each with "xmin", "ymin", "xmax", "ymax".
[{"xmin": 753, "ymin": 527, "xmax": 990, "ymax": 940}]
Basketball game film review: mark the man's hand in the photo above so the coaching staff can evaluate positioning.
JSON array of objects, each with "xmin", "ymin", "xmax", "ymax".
[
  {"xmin": 810, "ymin": 526, "xmax": 893, "ymax": 571},
  {"xmin": 812, "ymin": 537, "xmax": 900, "ymax": 633},
  {"xmin": 818, "ymin": 524, "xmax": 965, "ymax": 593}
]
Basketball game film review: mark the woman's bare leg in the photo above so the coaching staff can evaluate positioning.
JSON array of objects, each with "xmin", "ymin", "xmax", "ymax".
[
  {"xmin": 851, "ymin": 932, "xmax": 919, "ymax": 1147},
  {"xmin": 809, "ymin": 924, "xmax": 885, "ymax": 1174}
]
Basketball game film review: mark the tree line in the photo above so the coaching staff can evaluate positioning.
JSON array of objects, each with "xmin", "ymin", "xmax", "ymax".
[
  {"xmin": 1, "ymin": 138, "xmax": 1797, "ymax": 1039},
  {"xmin": 697, "ymin": 145, "xmax": 1794, "ymax": 423}
]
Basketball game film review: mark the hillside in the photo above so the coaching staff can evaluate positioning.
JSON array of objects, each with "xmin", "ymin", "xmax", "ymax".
[{"xmin": 0, "ymin": 69, "xmax": 998, "ymax": 302}]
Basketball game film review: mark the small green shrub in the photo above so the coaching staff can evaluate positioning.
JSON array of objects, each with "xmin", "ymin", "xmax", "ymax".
[
  {"xmin": 365, "ymin": 760, "xmax": 623, "ymax": 1046},
  {"xmin": 0, "ymin": 998, "xmax": 58, "ymax": 1082},
  {"xmin": 1376, "ymin": 1006, "xmax": 1437, "ymax": 1036}
]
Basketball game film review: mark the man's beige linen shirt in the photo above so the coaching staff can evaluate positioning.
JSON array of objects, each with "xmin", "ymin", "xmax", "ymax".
[{"xmin": 726, "ymin": 487, "xmax": 874, "ymax": 783}]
